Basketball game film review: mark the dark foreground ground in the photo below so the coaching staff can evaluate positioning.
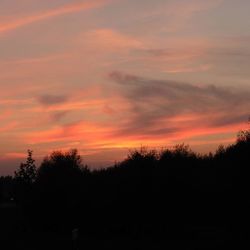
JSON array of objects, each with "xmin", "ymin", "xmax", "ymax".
[
  {"xmin": 0, "ymin": 202, "xmax": 245, "ymax": 250},
  {"xmin": 0, "ymin": 230, "xmax": 241, "ymax": 250}
]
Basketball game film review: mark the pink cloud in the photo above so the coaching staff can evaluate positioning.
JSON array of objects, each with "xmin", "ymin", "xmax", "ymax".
[
  {"xmin": 2, "ymin": 152, "xmax": 27, "ymax": 159},
  {"xmin": 25, "ymin": 121, "xmax": 115, "ymax": 145},
  {"xmin": 161, "ymin": 0, "xmax": 224, "ymax": 32},
  {"xmin": 1, "ymin": 53, "xmax": 71, "ymax": 65},
  {"xmin": 0, "ymin": 122, "xmax": 19, "ymax": 133},
  {"xmin": 163, "ymin": 64, "xmax": 212, "ymax": 74},
  {"xmin": 83, "ymin": 29, "xmax": 144, "ymax": 51},
  {"xmin": 0, "ymin": 0, "xmax": 112, "ymax": 34},
  {"xmin": 0, "ymin": 110, "xmax": 13, "ymax": 121}
]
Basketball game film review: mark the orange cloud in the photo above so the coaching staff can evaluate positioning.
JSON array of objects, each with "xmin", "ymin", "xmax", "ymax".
[
  {"xmin": 83, "ymin": 29, "xmax": 144, "ymax": 51},
  {"xmin": 3, "ymin": 152, "xmax": 27, "ymax": 159},
  {"xmin": 0, "ymin": 110, "xmax": 13, "ymax": 121},
  {"xmin": 163, "ymin": 64, "xmax": 212, "ymax": 74},
  {"xmin": 25, "ymin": 121, "xmax": 114, "ymax": 145},
  {"xmin": 1, "ymin": 53, "xmax": 71, "ymax": 65},
  {"xmin": 0, "ymin": 0, "xmax": 112, "ymax": 34},
  {"xmin": 0, "ymin": 122, "xmax": 18, "ymax": 133}
]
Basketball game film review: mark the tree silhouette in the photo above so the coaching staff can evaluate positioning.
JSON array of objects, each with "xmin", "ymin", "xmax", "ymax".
[
  {"xmin": 237, "ymin": 117, "xmax": 250, "ymax": 143},
  {"xmin": 2, "ymin": 119, "xmax": 250, "ymax": 249},
  {"xmin": 14, "ymin": 150, "xmax": 37, "ymax": 185},
  {"xmin": 37, "ymin": 149, "xmax": 88, "ymax": 184},
  {"xmin": 35, "ymin": 149, "xmax": 89, "ymax": 231}
]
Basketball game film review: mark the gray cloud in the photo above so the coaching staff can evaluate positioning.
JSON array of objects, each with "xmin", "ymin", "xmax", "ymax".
[
  {"xmin": 139, "ymin": 47, "xmax": 250, "ymax": 59},
  {"xmin": 50, "ymin": 111, "xmax": 69, "ymax": 122},
  {"xmin": 109, "ymin": 71, "xmax": 250, "ymax": 137},
  {"xmin": 135, "ymin": 48, "xmax": 201, "ymax": 58},
  {"xmin": 37, "ymin": 94, "xmax": 68, "ymax": 106}
]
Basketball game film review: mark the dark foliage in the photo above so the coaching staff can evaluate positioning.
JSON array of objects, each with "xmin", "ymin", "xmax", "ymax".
[
  {"xmin": 1, "ymin": 127, "xmax": 250, "ymax": 249},
  {"xmin": 14, "ymin": 150, "xmax": 37, "ymax": 185}
]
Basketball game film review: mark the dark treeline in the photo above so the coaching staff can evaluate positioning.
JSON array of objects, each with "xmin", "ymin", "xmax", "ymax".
[{"xmin": 1, "ymin": 128, "xmax": 250, "ymax": 249}]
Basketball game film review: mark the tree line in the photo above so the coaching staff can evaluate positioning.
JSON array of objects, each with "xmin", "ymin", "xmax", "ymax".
[{"xmin": 0, "ymin": 126, "xmax": 250, "ymax": 248}]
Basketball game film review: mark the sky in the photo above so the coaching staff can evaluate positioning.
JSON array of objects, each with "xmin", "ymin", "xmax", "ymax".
[{"xmin": 0, "ymin": 0, "xmax": 250, "ymax": 175}]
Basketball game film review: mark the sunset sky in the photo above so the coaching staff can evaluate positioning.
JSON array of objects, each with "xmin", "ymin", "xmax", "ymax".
[{"xmin": 0, "ymin": 0, "xmax": 250, "ymax": 174}]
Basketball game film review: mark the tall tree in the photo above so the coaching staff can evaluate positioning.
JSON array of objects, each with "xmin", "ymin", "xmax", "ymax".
[{"xmin": 14, "ymin": 150, "xmax": 37, "ymax": 184}]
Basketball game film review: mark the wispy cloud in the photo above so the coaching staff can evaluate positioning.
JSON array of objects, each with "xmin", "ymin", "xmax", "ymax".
[
  {"xmin": 163, "ymin": 64, "xmax": 212, "ymax": 74},
  {"xmin": 109, "ymin": 71, "xmax": 250, "ymax": 138},
  {"xmin": 0, "ymin": 53, "xmax": 71, "ymax": 65},
  {"xmin": 0, "ymin": 122, "xmax": 19, "ymax": 133},
  {"xmin": 165, "ymin": 0, "xmax": 224, "ymax": 32},
  {"xmin": 0, "ymin": 0, "xmax": 112, "ymax": 34},
  {"xmin": 37, "ymin": 94, "xmax": 69, "ymax": 106},
  {"xmin": 50, "ymin": 111, "xmax": 69, "ymax": 123},
  {"xmin": 136, "ymin": 0, "xmax": 224, "ymax": 33},
  {"xmin": 83, "ymin": 29, "xmax": 144, "ymax": 50}
]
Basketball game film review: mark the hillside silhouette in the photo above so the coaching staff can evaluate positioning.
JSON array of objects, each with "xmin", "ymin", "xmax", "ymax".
[{"xmin": 0, "ymin": 126, "xmax": 250, "ymax": 249}]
